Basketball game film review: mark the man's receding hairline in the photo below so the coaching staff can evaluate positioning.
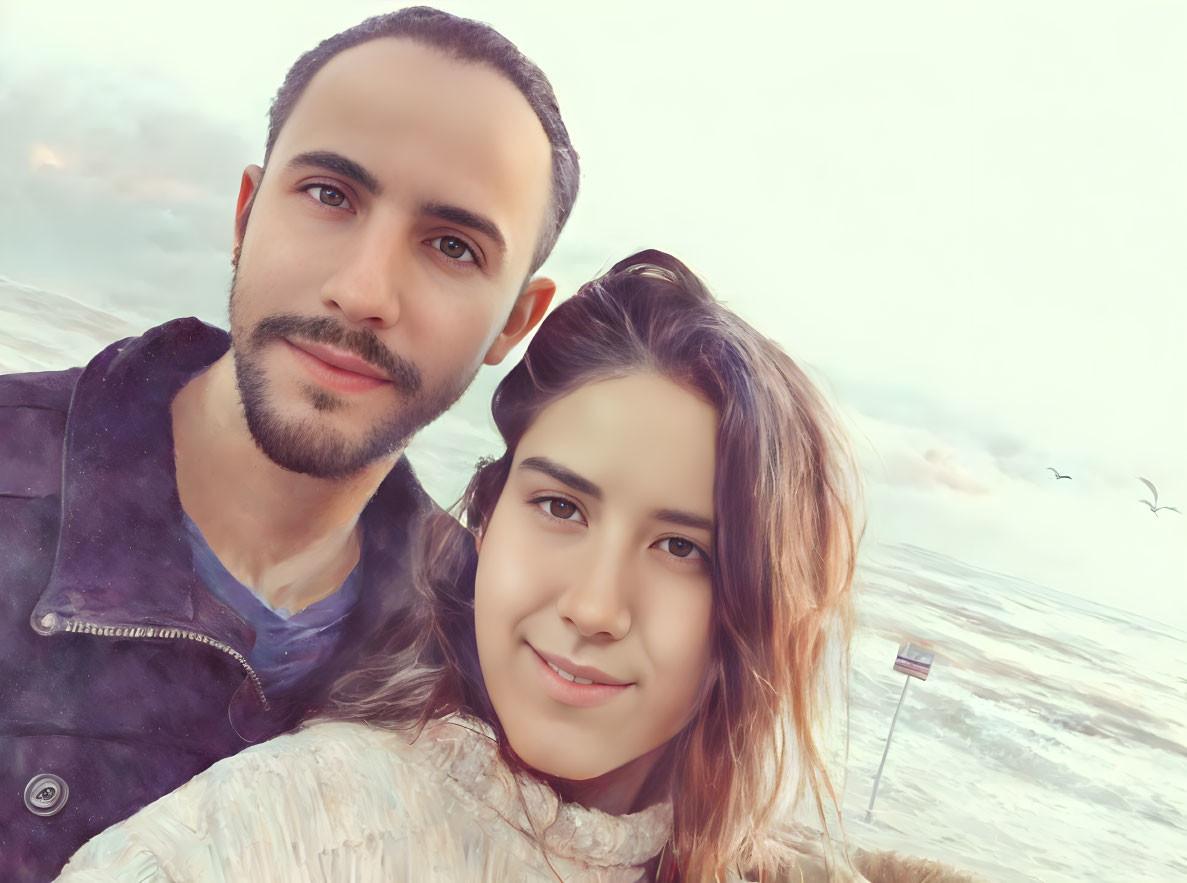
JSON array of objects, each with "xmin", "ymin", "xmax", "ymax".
[
  {"xmin": 267, "ymin": 34, "xmax": 552, "ymax": 163},
  {"xmin": 261, "ymin": 8, "xmax": 577, "ymax": 276}
]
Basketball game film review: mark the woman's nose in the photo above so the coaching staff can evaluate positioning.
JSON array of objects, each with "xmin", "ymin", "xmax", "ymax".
[{"xmin": 555, "ymin": 545, "xmax": 633, "ymax": 640}]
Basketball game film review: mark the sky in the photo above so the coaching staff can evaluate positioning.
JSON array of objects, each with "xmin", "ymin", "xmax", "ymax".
[{"xmin": 2, "ymin": 0, "xmax": 1184, "ymax": 629}]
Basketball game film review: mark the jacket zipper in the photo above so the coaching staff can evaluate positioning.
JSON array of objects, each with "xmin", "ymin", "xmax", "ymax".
[{"xmin": 58, "ymin": 618, "xmax": 270, "ymax": 710}]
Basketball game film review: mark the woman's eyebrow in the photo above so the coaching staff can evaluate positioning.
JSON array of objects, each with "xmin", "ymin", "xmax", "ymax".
[
  {"xmin": 519, "ymin": 457, "xmax": 714, "ymax": 532},
  {"xmin": 518, "ymin": 457, "xmax": 601, "ymax": 499},
  {"xmin": 652, "ymin": 509, "xmax": 714, "ymax": 533}
]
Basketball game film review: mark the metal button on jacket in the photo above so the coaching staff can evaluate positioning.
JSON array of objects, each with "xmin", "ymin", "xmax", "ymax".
[{"xmin": 24, "ymin": 773, "xmax": 69, "ymax": 817}]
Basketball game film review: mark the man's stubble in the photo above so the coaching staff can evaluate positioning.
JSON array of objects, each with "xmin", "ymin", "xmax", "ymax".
[{"xmin": 226, "ymin": 267, "xmax": 480, "ymax": 480}]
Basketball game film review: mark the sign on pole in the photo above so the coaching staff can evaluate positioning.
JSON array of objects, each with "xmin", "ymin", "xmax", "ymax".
[
  {"xmin": 893, "ymin": 642, "xmax": 934, "ymax": 680},
  {"xmin": 867, "ymin": 642, "xmax": 934, "ymax": 817}
]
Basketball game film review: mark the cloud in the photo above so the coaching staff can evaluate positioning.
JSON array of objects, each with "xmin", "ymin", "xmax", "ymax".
[
  {"xmin": 878, "ymin": 444, "xmax": 992, "ymax": 496},
  {"xmin": 827, "ymin": 368, "xmax": 1168, "ymax": 497},
  {"xmin": 836, "ymin": 378, "xmax": 1018, "ymax": 495},
  {"xmin": 0, "ymin": 64, "xmax": 254, "ymax": 325}
]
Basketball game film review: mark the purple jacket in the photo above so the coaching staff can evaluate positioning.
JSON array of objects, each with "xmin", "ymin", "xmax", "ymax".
[{"xmin": 0, "ymin": 319, "xmax": 432, "ymax": 881}]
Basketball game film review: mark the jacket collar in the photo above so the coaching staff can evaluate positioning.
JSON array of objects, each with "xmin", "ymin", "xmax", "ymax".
[{"xmin": 33, "ymin": 318, "xmax": 242, "ymax": 642}]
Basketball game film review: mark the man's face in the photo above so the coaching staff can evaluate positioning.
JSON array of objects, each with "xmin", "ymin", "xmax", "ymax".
[{"xmin": 229, "ymin": 38, "xmax": 554, "ymax": 478}]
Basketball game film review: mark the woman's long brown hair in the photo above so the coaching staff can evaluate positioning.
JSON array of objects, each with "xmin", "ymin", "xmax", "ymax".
[{"xmin": 329, "ymin": 250, "xmax": 861, "ymax": 881}]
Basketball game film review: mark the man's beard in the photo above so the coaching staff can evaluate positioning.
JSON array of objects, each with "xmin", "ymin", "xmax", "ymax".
[{"xmin": 229, "ymin": 275, "xmax": 478, "ymax": 480}]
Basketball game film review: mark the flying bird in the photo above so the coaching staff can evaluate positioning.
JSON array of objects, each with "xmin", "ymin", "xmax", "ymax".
[
  {"xmin": 1045, "ymin": 467, "xmax": 1072, "ymax": 480},
  {"xmin": 1138, "ymin": 477, "xmax": 1180, "ymax": 516}
]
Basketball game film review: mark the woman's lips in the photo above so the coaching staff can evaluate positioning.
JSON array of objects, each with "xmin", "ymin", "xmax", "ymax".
[
  {"xmin": 283, "ymin": 339, "xmax": 391, "ymax": 394},
  {"xmin": 530, "ymin": 646, "xmax": 632, "ymax": 708}
]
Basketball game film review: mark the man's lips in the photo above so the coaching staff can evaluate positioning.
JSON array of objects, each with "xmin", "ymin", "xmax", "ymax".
[
  {"xmin": 282, "ymin": 339, "xmax": 393, "ymax": 395},
  {"xmin": 286, "ymin": 340, "xmax": 391, "ymax": 381}
]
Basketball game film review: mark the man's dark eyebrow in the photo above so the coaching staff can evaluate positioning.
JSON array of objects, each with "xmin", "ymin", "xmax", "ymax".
[
  {"xmin": 421, "ymin": 201, "xmax": 507, "ymax": 259},
  {"xmin": 287, "ymin": 151, "xmax": 381, "ymax": 196},
  {"xmin": 653, "ymin": 509, "xmax": 714, "ymax": 534},
  {"xmin": 518, "ymin": 457, "xmax": 601, "ymax": 500}
]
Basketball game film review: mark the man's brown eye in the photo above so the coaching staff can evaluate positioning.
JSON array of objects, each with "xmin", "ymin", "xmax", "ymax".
[
  {"xmin": 319, "ymin": 187, "xmax": 345, "ymax": 207},
  {"xmin": 548, "ymin": 499, "xmax": 576, "ymax": 519},
  {"xmin": 439, "ymin": 237, "xmax": 469, "ymax": 259}
]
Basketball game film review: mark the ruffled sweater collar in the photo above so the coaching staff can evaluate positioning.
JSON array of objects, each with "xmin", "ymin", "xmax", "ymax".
[{"xmin": 417, "ymin": 717, "xmax": 673, "ymax": 870}]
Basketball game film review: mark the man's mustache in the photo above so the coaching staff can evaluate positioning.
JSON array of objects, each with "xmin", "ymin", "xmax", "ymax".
[{"xmin": 249, "ymin": 314, "xmax": 422, "ymax": 396}]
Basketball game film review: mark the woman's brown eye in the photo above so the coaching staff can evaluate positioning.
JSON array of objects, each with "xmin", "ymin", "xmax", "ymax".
[
  {"xmin": 319, "ymin": 187, "xmax": 345, "ymax": 207},
  {"xmin": 668, "ymin": 538, "xmax": 694, "ymax": 558},
  {"xmin": 548, "ymin": 499, "xmax": 576, "ymax": 519},
  {"xmin": 439, "ymin": 237, "xmax": 469, "ymax": 259}
]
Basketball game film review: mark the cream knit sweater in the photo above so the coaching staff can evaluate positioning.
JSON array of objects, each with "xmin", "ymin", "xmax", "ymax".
[
  {"xmin": 56, "ymin": 718, "xmax": 674, "ymax": 882},
  {"xmin": 56, "ymin": 717, "xmax": 887, "ymax": 882}
]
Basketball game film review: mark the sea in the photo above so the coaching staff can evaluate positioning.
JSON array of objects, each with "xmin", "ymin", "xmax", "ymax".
[
  {"xmin": 4, "ymin": 279, "xmax": 1185, "ymax": 882},
  {"xmin": 841, "ymin": 543, "xmax": 1187, "ymax": 881}
]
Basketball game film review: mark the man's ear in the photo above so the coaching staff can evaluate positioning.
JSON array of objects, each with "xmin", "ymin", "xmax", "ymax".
[
  {"xmin": 232, "ymin": 164, "xmax": 264, "ymax": 268},
  {"xmin": 483, "ymin": 276, "xmax": 557, "ymax": 366}
]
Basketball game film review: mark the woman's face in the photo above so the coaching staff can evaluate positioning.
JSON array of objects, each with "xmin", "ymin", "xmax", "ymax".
[{"xmin": 474, "ymin": 372, "xmax": 716, "ymax": 792}]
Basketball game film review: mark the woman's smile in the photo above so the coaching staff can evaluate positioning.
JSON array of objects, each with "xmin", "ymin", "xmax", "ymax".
[{"xmin": 529, "ymin": 644, "xmax": 633, "ymax": 707}]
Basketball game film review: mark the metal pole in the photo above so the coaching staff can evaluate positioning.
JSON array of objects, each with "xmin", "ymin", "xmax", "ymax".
[{"xmin": 867, "ymin": 674, "xmax": 911, "ymax": 817}]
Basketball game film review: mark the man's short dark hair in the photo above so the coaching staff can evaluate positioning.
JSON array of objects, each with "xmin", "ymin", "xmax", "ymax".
[{"xmin": 265, "ymin": 6, "xmax": 579, "ymax": 276}]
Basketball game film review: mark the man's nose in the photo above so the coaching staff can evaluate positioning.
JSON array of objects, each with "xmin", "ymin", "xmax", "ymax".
[
  {"xmin": 321, "ymin": 222, "xmax": 408, "ymax": 328},
  {"xmin": 555, "ymin": 542, "xmax": 633, "ymax": 641}
]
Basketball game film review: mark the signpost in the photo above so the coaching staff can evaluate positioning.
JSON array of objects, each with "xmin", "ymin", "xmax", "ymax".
[{"xmin": 867, "ymin": 642, "xmax": 934, "ymax": 818}]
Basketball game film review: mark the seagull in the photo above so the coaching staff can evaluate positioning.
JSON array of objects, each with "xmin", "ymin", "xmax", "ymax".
[
  {"xmin": 1138, "ymin": 477, "xmax": 1180, "ymax": 516},
  {"xmin": 1045, "ymin": 467, "xmax": 1072, "ymax": 480}
]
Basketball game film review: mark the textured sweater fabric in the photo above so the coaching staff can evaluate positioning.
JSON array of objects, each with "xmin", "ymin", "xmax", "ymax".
[{"xmin": 57, "ymin": 718, "xmax": 675, "ymax": 882}]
